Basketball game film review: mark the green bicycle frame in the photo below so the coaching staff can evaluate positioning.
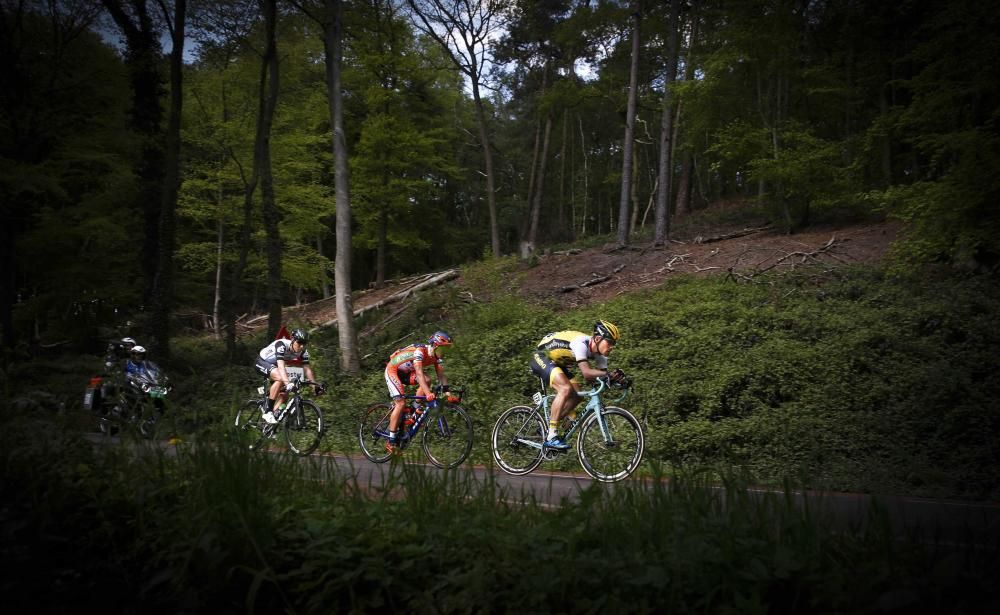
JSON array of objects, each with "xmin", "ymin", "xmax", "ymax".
[{"xmin": 524, "ymin": 378, "xmax": 622, "ymax": 449}]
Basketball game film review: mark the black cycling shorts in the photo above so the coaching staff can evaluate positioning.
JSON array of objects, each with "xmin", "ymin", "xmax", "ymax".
[{"xmin": 530, "ymin": 351, "xmax": 575, "ymax": 388}]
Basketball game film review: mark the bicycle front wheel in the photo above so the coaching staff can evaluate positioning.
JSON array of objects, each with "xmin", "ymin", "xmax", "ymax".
[
  {"xmin": 577, "ymin": 406, "xmax": 644, "ymax": 482},
  {"xmin": 491, "ymin": 405, "xmax": 545, "ymax": 476},
  {"xmin": 285, "ymin": 399, "xmax": 323, "ymax": 456},
  {"xmin": 358, "ymin": 402, "xmax": 393, "ymax": 463},
  {"xmin": 422, "ymin": 404, "xmax": 474, "ymax": 469},
  {"xmin": 235, "ymin": 399, "xmax": 268, "ymax": 451}
]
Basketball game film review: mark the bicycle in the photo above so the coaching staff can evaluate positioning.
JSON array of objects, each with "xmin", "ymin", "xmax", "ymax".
[
  {"xmin": 358, "ymin": 385, "xmax": 473, "ymax": 469},
  {"xmin": 234, "ymin": 375, "xmax": 326, "ymax": 455},
  {"xmin": 490, "ymin": 375, "xmax": 644, "ymax": 483}
]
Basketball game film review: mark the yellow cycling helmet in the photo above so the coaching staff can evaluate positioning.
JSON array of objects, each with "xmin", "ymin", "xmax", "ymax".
[{"xmin": 594, "ymin": 320, "xmax": 621, "ymax": 342}]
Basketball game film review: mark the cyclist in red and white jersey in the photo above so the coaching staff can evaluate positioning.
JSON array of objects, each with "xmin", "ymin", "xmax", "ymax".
[{"xmin": 383, "ymin": 331, "xmax": 452, "ymax": 452}]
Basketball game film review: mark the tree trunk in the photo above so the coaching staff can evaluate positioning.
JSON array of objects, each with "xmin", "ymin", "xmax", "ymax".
[
  {"xmin": 150, "ymin": 0, "xmax": 186, "ymax": 359},
  {"xmin": 259, "ymin": 0, "xmax": 283, "ymax": 340},
  {"xmin": 324, "ymin": 0, "xmax": 360, "ymax": 375},
  {"xmin": 213, "ymin": 217, "xmax": 224, "ymax": 339},
  {"xmin": 616, "ymin": 2, "xmax": 642, "ymax": 248},
  {"xmin": 521, "ymin": 112, "xmax": 542, "ymax": 237},
  {"xmin": 675, "ymin": 152, "xmax": 692, "ymax": 216},
  {"xmin": 100, "ymin": 0, "xmax": 165, "ymax": 307},
  {"xmin": 472, "ymin": 80, "xmax": 501, "ymax": 257},
  {"xmin": 654, "ymin": 0, "xmax": 681, "ymax": 246},
  {"xmin": 578, "ymin": 115, "xmax": 589, "ymax": 237},
  {"xmin": 526, "ymin": 108, "xmax": 553, "ymax": 256},
  {"xmin": 376, "ymin": 202, "xmax": 387, "ymax": 288},
  {"xmin": 317, "ymin": 234, "xmax": 331, "ymax": 299}
]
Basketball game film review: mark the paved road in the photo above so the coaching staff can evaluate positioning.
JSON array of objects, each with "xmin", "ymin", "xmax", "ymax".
[
  {"xmin": 299, "ymin": 450, "xmax": 1000, "ymax": 548},
  {"xmin": 89, "ymin": 434, "xmax": 1000, "ymax": 548}
]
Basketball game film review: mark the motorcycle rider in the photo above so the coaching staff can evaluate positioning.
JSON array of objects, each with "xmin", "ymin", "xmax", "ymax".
[
  {"xmin": 125, "ymin": 345, "xmax": 150, "ymax": 377},
  {"xmin": 104, "ymin": 337, "xmax": 137, "ymax": 374},
  {"xmin": 97, "ymin": 337, "xmax": 138, "ymax": 404}
]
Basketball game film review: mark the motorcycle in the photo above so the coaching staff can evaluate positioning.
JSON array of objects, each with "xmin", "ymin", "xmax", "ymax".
[{"xmin": 84, "ymin": 362, "xmax": 172, "ymax": 438}]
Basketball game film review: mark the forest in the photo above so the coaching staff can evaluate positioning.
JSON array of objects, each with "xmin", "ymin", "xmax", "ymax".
[
  {"xmin": 3, "ymin": 1, "xmax": 1000, "ymax": 611},
  {"xmin": 2, "ymin": 0, "xmax": 998, "ymax": 363}
]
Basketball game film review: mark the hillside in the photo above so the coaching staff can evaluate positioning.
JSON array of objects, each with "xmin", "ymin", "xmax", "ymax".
[{"xmin": 253, "ymin": 219, "xmax": 901, "ymax": 331}]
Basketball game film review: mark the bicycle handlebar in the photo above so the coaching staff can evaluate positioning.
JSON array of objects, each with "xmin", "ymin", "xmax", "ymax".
[
  {"xmin": 577, "ymin": 375, "xmax": 631, "ymax": 400},
  {"xmin": 283, "ymin": 376, "xmax": 327, "ymax": 394}
]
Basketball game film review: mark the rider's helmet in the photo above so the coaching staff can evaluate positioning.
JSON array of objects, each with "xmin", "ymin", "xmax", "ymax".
[
  {"xmin": 130, "ymin": 345, "xmax": 147, "ymax": 362},
  {"xmin": 291, "ymin": 328, "xmax": 309, "ymax": 344},
  {"xmin": 594, "ymin": 320, "xmax": 621, "ymax": 343},
  {"xmin": 428, "ymin": 331, "xmax": 453, "ymax": 356},
  {"xmin": 121, "ymin": 337, "xmax": 137, "ymax": 350}
]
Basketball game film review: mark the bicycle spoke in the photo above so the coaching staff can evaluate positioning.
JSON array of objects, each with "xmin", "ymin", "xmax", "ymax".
[
  {"xmin": 491, "ymin": 406, "xmax": 545, "ymax": 476},
  {"xmin": 422, "ymin": 404, "xmax": 474, "ymax": 469},
  {"xmin": 235, "ymin": 399, "xmax": 267, "ymax": 451},
  {"xmin": 285, "ymin": 400, "xmax": 323, "ymax": 456},
  {"xmin": 358, "ymin": 402, "xmax": 394, "ymax": 463},
  {"xmin": 577, "ymin": 407, "xmax": 644, "ymax": 482}
]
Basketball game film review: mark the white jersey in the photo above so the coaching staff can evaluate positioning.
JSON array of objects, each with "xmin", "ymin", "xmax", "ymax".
[
  {"xmin": 258, "ymin": 338, "xmax": 310, "ymax": 365},
  {"xmin": 536, "ymin": 330, "xmax": 608, "ymax": 370}
]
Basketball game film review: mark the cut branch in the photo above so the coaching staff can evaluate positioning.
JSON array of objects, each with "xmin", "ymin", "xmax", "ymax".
[
  {"xmin": 317, "ymin": 269, "xmax": 458, "ymax": 329},
  {"xmin": 694, "ymin": 225, "xmax": 772, "ymax": 244},
  {"xmin": 559, "ymin": 264, "xmax": 625, "ymax": 292}
]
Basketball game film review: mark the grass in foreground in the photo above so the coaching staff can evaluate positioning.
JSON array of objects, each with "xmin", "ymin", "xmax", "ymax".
[{"xmin": 2, "ymin": 414, "xmax": 997, "ymax": 613}]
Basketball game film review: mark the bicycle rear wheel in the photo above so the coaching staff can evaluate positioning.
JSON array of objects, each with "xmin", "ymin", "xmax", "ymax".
[
  {"xmin": 235, "ymin": 399, "xmax": 268, "ymax": 451},
  {"xmin": 422, "ymin": 404, "xmax": 474, "ymax": 469},
  {"xmin": 358, "ymin": 402, "xmax": 394, "ymax": 463},
  {"xmin": 576, "ymin": 406, "xmax": 644, "ymax": 482},
  {"xmin": 491, "ymin": 405, "xmax": 545, "ymax": 476},
  {"xmin": 285, "ymin": 399, "xmax": 323, "ymax": 455}
]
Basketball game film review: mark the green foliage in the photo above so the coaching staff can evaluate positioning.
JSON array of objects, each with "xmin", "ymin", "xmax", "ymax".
[
  {"xmin": 2, "ymin": 424, "xmax": 996, "ymax": 612},
  {"xmin": 865, "ymin": 1, "xmax": 1000, "ymax": 270}
]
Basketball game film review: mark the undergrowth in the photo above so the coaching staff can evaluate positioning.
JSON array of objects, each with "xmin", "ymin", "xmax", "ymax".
[
  {"xmin": 5, "ymin": 261, "xmax": 1000, "ymax": 500},
  {"xmin": 1, "ymin": 418, "xmax": 997, "ymax": 613}
]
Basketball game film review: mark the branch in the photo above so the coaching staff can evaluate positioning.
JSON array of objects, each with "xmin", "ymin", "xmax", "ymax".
[
  {"xmin": 693, "ymin": 224, "xmax": 772, "ymax": 244},
  {"xmin": 559, "ymin": 264, "xmax": 625, "ymax": 292},
  {"xmin": 316, "ymin": 269, "xmax": 459, "ymax": 329},
  {"xmin": 727, "ymin": 236, "xmax": 851, "ymax": 283}
]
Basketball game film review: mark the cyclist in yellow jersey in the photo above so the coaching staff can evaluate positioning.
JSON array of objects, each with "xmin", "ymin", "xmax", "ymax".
[{"xmin": 530, "ymin": 320, "xmax": 622, "ymax": 449}]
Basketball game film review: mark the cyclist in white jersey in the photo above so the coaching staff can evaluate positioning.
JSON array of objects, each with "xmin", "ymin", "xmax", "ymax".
[{"xmin": 254, "ymin": 328, "xmax": 316, "ymax": 424}]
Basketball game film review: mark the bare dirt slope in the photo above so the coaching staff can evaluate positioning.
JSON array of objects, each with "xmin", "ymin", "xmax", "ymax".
[
  {"xmin": 247, "ymin": 219, "xmax": 900, "ymax": 332},
  {"xmin": 518, "ymin": 219, "xmax": 900, "ymax": 308}
]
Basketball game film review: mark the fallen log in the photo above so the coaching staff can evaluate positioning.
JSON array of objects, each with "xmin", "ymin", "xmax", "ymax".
[
  {"xmin": 316, "ymin": 268, "xmax": 458, "ymax": 329},
  {"xmin": 559, "ymin": 264, "xmax": 625, "ymax": 292},
  {"xmin": 694, "ymin": 224, "xmax": 772, "ymax": 244}
]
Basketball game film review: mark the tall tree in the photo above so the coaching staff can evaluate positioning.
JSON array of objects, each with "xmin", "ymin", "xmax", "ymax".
[
  {"xmin": 406, "ymin": 0, "xmax": 506, "ymax": 257},
  {"xmin": 324, "ymin": 0, "xmax": 360, "ymax": 374},
  {"xmin": 150, "ymin": 0, "xmax": 186, "ymax": 358},
  {"xmin": 653, "ymin": 0, "xmax": 681, "ymax": 246},
  {"xmin": 100, "ymin": 0, "xmax": 167, "ymax": 327},
  {"xmin": 616, "ymin": 0, "xmax": 641, "ymax": 247},
  {"xmin": 290, "ymin": 0, "xmax": 361, "ymax": 374},
  {"xmin": 258, "ymin": 0, "xmax": 282, "ymax": 340}
]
